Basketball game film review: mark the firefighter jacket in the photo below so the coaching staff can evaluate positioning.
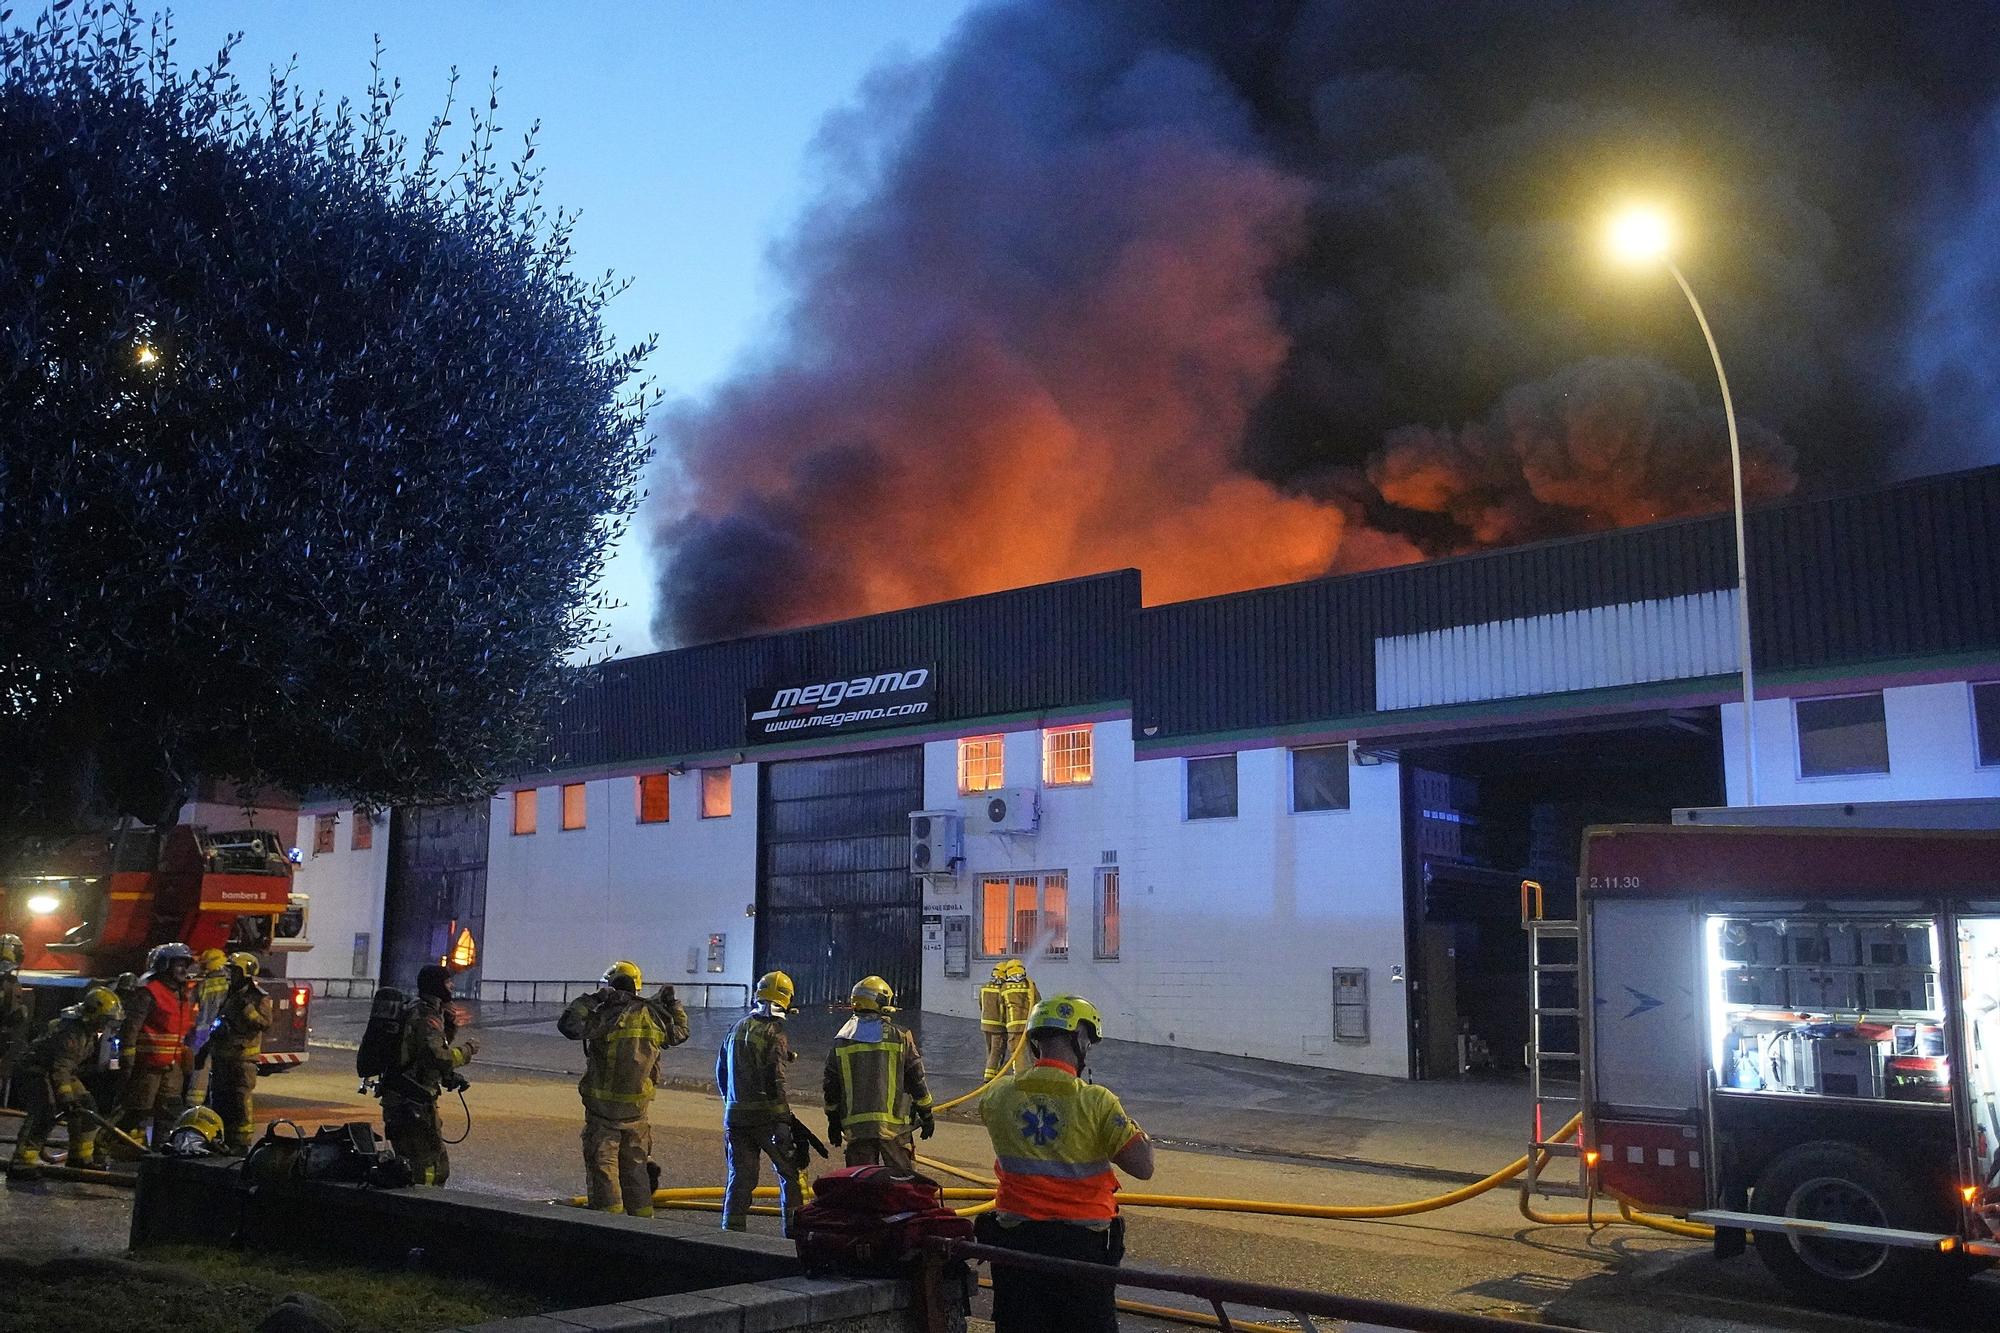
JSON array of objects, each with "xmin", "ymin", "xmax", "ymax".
[
  {"xmin": 980, "ymin": 1058, "xmax": 1142, "ymax": 1225},
  {"xmin": 192, "ymin": 970, "xmax": 230, "ymax": 1053},
  {"xmin": 716, "ymin": 1012, "xmax": 791, "ymax": 1127},
  {"xmin": 207, "ymin": 979, "xmax": 272, "ymax": 1061},
  {"xmin": 822, "ymin": 1016, "xmax": 933, "ymax": 1141},
  {"xmin": 562, "ymin": 990, "xmax": 690, "ymax": 1121},
  {"xmin": 18, "ymin": 1013, "xmax": 105, "ymax": 1105},
  {"xmin": 0, "ymin": 971, "xmax": 27, "ymax": 1065},
  {"xmin": 999, "ymin": 978, "xmax": 1040, "ymax": 1038},
  {"xmin": 383, "ymin": 995, "xmax": 473, "ymax": 1104},
  {"xmin": 977, "ymin": 982, "xmax": 1005, "ymax": 1035},
  {"xmin": 121, "ymin": 976, "xmax": 194, "ymax": 1072}
]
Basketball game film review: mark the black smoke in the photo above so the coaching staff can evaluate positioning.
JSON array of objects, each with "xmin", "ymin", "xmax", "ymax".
[{"xmin": 653, "ymin": 0, "xmax": 2000, "ymax": 646}]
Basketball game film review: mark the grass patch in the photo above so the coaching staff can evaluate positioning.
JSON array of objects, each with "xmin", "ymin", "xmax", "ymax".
[{"xmin": 0, "ymin": 1245, "xmax": 545, "ymax": 1333}]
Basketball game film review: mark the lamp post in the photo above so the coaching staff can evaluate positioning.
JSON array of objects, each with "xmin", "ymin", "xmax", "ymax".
[{"xmin": 1607, "ymin": 207, "xmax": 1758, "ymax": 805}]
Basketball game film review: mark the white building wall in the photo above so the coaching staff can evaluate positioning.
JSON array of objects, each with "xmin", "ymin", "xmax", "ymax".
[
  {"xmin": 289, "ymin": 808, "xmax": 389, "ymax": 985},
  {"xmin": 1722, "ymin": 680, "xmax": 2000, "ymax": 808},
  {"xmin": 481, "ymin": 764, "xmax": 759, "ymax": 1003}
]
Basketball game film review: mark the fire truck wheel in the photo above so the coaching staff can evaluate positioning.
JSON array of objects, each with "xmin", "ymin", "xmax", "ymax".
[{"xmin": 1750, "ymin": 1140, "xmax": 1959, "ymax": 1306}]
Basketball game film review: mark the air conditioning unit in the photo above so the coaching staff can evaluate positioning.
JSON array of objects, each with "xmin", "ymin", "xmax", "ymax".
[
  {"xmin": 981, "ymin": 788, "xmax": 1040, "ymax": 835},
  {"xmin": 909, "ymin": 810, "xmax": 963, "ymax": 876}
]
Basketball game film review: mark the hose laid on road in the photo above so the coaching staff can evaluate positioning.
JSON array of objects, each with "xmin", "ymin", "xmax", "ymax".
[{"xmin": 929, "ymin": 1032, "xmax": 1028, "ymax": 1113}]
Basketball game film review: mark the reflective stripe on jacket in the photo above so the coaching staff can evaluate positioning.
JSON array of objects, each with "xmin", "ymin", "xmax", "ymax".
[
  {"xmin": 980, "ymin": 1059, "xmax": 1141, "ymax": 1223},
  {"xmin": 208, "ymin": 981, "xmax": 272, "ymax": 1060},
  {"xmin": 822, "ymin": 1017, "xmax": 932, "ymax": 1139},
  {"xmin": 977, "ymin": 984, "xmax": 1005, "ymax": 1034},
  {"xmin": 20, "ymin": 1015, "xmax": 101, "ymax": 1099},
  {"xmin": 131, "ymin": 977, "xmax": 193, "ymax": 1070},
  {"xmin": 717, "ymin": 1013, "xmax": 790, "ymax": 1126},
  {"xmin": 574, "ymin": 993, "xmax": 688, "ymax": 1121},
  {"xmin": 999, "ymin": 979, "xmax": 1039, "ymax": 1034}
]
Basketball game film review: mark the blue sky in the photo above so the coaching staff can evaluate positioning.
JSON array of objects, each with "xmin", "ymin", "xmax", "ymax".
[{"xmin": 156, "ymin": 1, "xmax": 979, "ymax": 656}]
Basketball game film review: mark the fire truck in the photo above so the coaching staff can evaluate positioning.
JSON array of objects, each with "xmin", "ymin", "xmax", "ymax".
[
  {"xmin": 1531, "ymin": 799, "xmax": 2000, "ymax": 1305},
  {"xmin": 2, "ymin": 823, "xmax": 313, "ymax": 1077}
]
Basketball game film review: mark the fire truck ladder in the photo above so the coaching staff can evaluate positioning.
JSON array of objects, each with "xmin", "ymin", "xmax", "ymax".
[{"xmin": 1523, "ymin": 880, "xmax": 1589, "ymax": 1200}]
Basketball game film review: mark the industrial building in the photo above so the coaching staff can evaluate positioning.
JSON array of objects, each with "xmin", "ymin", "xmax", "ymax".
[{"xmin": 291, "ymin": 465, "xmax": 2000, "ymax": 1079}]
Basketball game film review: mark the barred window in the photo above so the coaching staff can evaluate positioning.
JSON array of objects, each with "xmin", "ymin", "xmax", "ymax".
[
  {"xmin": 958, "ymin": 735, "xmax": 1005, "ymax": 794},
  {"xmin": 562, "ymin": 783, "xmax": 587, "ymax": 831},
  {"xmin": 1095, "ymin": 868, "xmax": 1120, "ymax": 960},
  {"xmin": 981, "ymin": 872, "xmax": 1068, "ymax": 958},
  {"xmin": 637, "ymin": 773, "xmax": 670, "ymax": 824},
  {"xmin": 511, "ymin": 789, "xmax": 538, "ymax": 836},
  {"xmin": 1042, "ymin": 724, "xmax": 1094, "ymax": 787}
]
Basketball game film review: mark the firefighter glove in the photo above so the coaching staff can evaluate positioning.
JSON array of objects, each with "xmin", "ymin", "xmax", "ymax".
[
  {"xmin": 826, "ymin": 1115, "xmax": 843, "ymax": 1147},
  {"xmin": 459, "ymin": 1036, "xmax": 481, "ymax": 1060},
  {"xmin": 915, "ymin": 1106, "xmax": 935, "ymax": 1140}
]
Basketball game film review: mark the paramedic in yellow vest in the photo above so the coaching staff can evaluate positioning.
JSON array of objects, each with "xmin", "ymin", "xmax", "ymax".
[
  {"xmin": 559, "ymin": 960, "xmax": 691, "ymax": 1216},
  {"xmin": 998, "ymin": 959, "xmax": 1039, "ymax": 1075},
  {"xmin": 203, "ymin": 952, "xmax": 271, "ymax": 1152},
  {"xmin": 187, "ymin": 947, "xmax": 230, "ymax": 1105},
  {"xmin": 823, "ymin": 976, "xmax": 934, "ymax": 1170},
  {"xmin": 978, "ymin": 961, "xmax": 1010, "ymax": 1079},
  {"xmin": 717, "ymin": 970, "xmax": 805, "ymax": 1234},
  {"xmin": 977, "ymin": 994, "xmax": 1153, "ymax": 1333}
]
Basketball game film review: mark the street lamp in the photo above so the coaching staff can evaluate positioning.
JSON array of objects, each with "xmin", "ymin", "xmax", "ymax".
[{"xmin": 1606, "ymin": 206, "xmax": 1759, "ymax": 805}]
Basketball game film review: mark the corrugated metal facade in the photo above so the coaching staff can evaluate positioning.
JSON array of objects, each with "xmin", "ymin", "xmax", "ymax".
[
  {"xmin": 547, "ymin": 569, "xmax": 1139, "ymax": 770},
  {"xmin": 1137, "ymin": 465, "xmax": 2000, "ymax": 742}
]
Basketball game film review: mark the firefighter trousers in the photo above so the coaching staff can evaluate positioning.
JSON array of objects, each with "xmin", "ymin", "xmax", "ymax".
[
  {"xmin": 582, "ymin": 1111, "xmax": 654, "ymax": 1216},
  {"xmin": 209, "ymin": 1058, "xmax": 258, "ymax": 1149},
  {"xmin": 982, "ymin": 1031, "xmax": 1009, "ymax": 1079},
  {"xmin": 722, "ymin": 1120, "xmax": 802, "ymax": 1234},
  {"xmin": 10, "ymin": 1080, "xmax": 96, "ymax": 1167},
  {"xmin": 976, "ymin": 1213, "xmax": 1125, "ymax": 1333},
  {"xmin": 383, "ymin": 1096, "xmax": 450, "ymax": 1185},
  {"xmin": 842, "ymin": 1134, "xmax": 915, "ymax": 1171},
  {"xmin": 115, "ymin": 1064, "xmax": 185, "ymax": 1145}
]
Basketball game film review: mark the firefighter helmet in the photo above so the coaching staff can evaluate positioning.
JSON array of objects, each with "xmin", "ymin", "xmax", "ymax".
[
  {"xmin": 226, "ymin": 952, "xmax": 260, "ymax": 978},
  {"xmin": 753, "ymin": 971, "xmax": 796, "ymax": 1013},
  {"xmin": 603, "ymin": 960, "xmax": 643, "ymax": 992},
  {"xmin": 1027, "ymin": 994, "xmax": 1104, "ymax": 1044},
  {"xmin": 989, "ymin": 960, "xmax": 1010, "ymax": 982},
  {"xmin": 78, "ymin": 986, "xmax": 124, "ymax": 1026},
  {"xmin": 146, "ymin": 942, "xmax": 195, "ymax": 978},
  {"xmin": 167, "ymin": 1104, "xmax": 225, "ymax": 1154},
  {"xmin": 0, "ymin": 933, "xmax": 23, "ymax": 966},
  {"xmin": 999, "ymin": 959, "xmax": 1027, "ymax": 982},
  {"xmin": 197, "ymin": 947, "xmax": 227, "ymax": 973},
  {"xmin": 850, "ymin": 976, "xmax": 896, "ymax": 1014}
]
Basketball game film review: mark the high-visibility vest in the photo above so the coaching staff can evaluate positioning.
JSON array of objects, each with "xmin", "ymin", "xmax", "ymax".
[
  {"xmin": 978, "ymin": 983, "xmax": 1005, "ymax": 1034},
  {"xmin": 717, "ymin": 1013, "xmax": 790, "ymax": 1125},
  {"xmin": 980, "ymin": 1058, "xmax": 1141, "ymax": 1223},
  {"xmin": 825, "ymin": 1019, "xmax": 932, "ymax": 1140},
  {"xmin": 133, "ymin": 977, "xmax": 193, "ymax": 1070}
]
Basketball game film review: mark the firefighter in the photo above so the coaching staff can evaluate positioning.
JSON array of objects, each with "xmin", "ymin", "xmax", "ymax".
[
  {"xmin": 0, "ymin": 933, "xmax": 28, "ymax": 1094},
  {"xmin": 112, "ymin": 942, "xmax": 197, "ymax": 1146},
  {"xmin": 977, "ymin": 994, "xmax": 1154, "ymax": 1333},
  {"xmin": 717, "ymin": 970, "xmax": 804, "ymax": 1234},
  {"xmin": 378, "ymin": 963, "xmax": 479, "ymax": 1185},
  {"xmin": 202, "ymin": 952, "xmax": 271, "ymax": 1153},
  {"xmin": 978, "ymin": 961, "xmax": 1010, "ymax": 1080},
  {"xmin": 186, "ymin": 947, "xmax": 230, "ymax": 1105},
  {"xmin": 558, "ymin": 960, "xmax": 690, "ymax": 1216},
  {"xmin": 823, "ymin": 975, "xmax": 934, "ymax": 1171},
  {"xmin": 999, "ymin": 960, "xmax": 1040, "ymax": 1076},
  {"xmin": 7, "ymin": 987, "xmax": 123, "ymax": 1179}
]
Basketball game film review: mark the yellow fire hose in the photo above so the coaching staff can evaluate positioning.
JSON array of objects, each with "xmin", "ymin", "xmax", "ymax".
[{"xmin": 929, "ymin": 1031, "xmax": 1028, "ymax": 1113}]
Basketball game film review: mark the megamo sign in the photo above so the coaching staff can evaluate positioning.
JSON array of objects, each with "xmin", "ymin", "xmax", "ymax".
[{"xmin": 745, "ymin": 666, "xmax": 936, "ymax": 743}]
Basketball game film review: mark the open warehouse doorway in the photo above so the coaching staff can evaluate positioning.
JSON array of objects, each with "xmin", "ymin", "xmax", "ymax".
[{"xmin": 1398, "ymin": 709, "xmax": 1724, "ymax": 1080}]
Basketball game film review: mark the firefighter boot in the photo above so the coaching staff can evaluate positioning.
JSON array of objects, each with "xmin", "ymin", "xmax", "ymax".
[{"xmin": 6, "ymin": 1145, "xmax": 41, "ymax": 1181}]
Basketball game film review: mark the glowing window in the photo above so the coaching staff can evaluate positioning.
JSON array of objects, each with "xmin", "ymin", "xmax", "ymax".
[
  {"xmin": 981, "ymin": 871, "xmax": 1068, "ymax": 958},
  {"xmin": 350, "ymin": 814, "xmax": 374, "ymax": 851},
  {"xmin": 1095, "ymin": 868, "xmax": 1120, "ymax": 960},
  {"xmin": 561, "ymin": 783, "xmax": 587, "ymax": 831},
  {"xmin": 637, "ymin": 773, "xmax": 670, "ymax": 824},
  {"xmin": 702, "ymin": 768, "xmax": 733, "ymax": 818},
  {"xmin": 511, "ymin": 789, "xmax": 537, "ymax": 836},
  {"xmin": 1042, "ymin": 725, "xmax": 1093, "ymax": 787},
  {"xmin": 958, "ymin": 735, "xmax": 1005, "ymax": 794},
  {"xmin": 312, "ymin": 813, "xmax": 336, "ymax": 856}
]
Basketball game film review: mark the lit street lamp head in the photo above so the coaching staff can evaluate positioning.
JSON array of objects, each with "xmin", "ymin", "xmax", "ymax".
[
  {"xmin": 1607, "ymin": 206, "xmax": 1672, "ymax": 264},
  {"xmin": 134, "ymin": 342, "xmax": 159, "ymax": 367}
]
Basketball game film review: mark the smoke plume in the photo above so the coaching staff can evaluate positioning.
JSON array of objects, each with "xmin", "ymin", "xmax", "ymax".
[{"xmin": 653, "ymin": 0, "xmax": 2000, "ymax": 646}]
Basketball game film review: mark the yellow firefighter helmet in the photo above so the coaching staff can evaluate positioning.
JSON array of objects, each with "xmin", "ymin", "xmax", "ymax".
[
  {"xmin": 1027, "ymin": 994, "xmax": 1104, "ymax": 1044},
  {"xmin": 603, "ymin": 960, "xmax": 643, "ymax": 991},
  {"xmin": 849, "ymin": 975, "xmax": 896, "ymax": 1014},
  {"xmin": 226, "ymin": 952, "xmax": 260, "ymax": 978},
  {"xmin": 753, "ymin": 970, "xmax": 796, "ymax": 1012}
]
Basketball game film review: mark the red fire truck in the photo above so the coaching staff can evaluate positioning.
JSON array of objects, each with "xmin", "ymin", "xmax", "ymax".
[
  {"xmin": 1539, "ymin": 800, "xmax": 2000, "ymax": 1305},
  {"xmin": 3, "ymin": 823, "xmax": 312, "ymax": 1074}
]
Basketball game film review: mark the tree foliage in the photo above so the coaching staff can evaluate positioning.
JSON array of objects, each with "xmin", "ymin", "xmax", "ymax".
[{"xmin": 0, "ymin": 3, "xmax": 653, "ymax": 834}]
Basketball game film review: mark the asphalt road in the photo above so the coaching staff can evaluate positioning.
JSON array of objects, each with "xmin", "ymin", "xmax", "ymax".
[{"xmin": 235, "ymin": 1032, "xmax": 2000, "ymax": 1333}]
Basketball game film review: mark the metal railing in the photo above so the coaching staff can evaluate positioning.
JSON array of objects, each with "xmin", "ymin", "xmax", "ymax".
[
  {"xmin": 294, "ymin": 977, "xmax": 752, "ymax": 1009},
  {"xmin": 938, "ymin": 1239, "xmax": 1589, "ymax": 1333}
]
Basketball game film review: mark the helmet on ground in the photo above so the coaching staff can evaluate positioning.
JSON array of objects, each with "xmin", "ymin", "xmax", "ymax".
[
  {"xmin": 0, "ymin": 932, "xmax": 22, "ymax": 966},
  {"xmin": 1027, "ymin": 994, "xmax": 1103, "ymax": 1044},
  {"xmin": 603, "ymin": 960, "xmax": 643, "ymax": 992},
  {"xmin": 197, "ymin": 947, "xmax": 227, "ymax": 973},
  {"xmin": 753, "ymin": 971, "xmax": 795, "ymax": 1012},
  {"xmin": 226, "ymin": 952, "xmax": 260, "ymax": 978},
  {"xmin": 79, "ymin": 986, "xmax": 124, "ymax": 1026},
  {"xmin": 146, "ymin": 942, "xmax": 195, "ymax": 977},
  {"xmin": 850, "ymin": 976, "xmax": 896, "ymax": 1014},
  {"xmin": 168, "ymin": 1104, "xmax": 225, "ymax": 1153}
]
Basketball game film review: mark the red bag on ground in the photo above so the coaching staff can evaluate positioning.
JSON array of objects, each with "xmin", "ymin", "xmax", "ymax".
[{"xmin": 795, "ymin": 1165, "xmax": 973, "ymax": 1275}]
